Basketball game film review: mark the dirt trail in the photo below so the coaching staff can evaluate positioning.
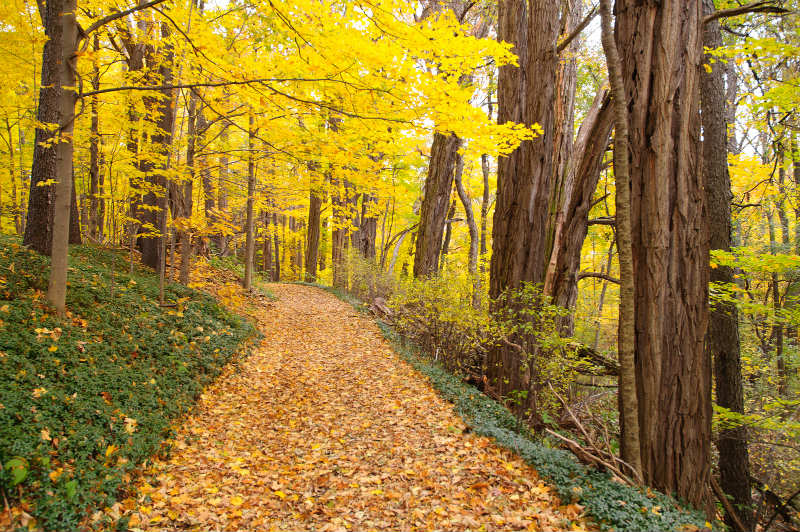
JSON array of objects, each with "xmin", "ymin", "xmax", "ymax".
[{"xmin": 126, "ymin": 284, "xmax": 586, "ymax": 531}]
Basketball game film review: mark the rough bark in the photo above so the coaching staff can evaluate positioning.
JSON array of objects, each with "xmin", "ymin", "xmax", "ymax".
[
  {"xmin": 138, "ymin": 23, "xmax": 174, "ymax": 271},
  {"xmin": 487, "ymin": 0, "xmax": 560, "ymax": 413},
  {"xmin": 414, "ymin": 132, "xmax": 461, "ymax": 278},
  {"xmin": 543, "ymin": 89, "xmax": 613, "ymax": 331},
  {"xmin": 305, "ymin": 188, "xmax": 322, "ymax": 282},
  {"xmin": 23, "ymin": 0, "xmax": 82, "ymax": 256},
  {"xmin": 616, "ymin": 0, "xmax": 711, "ymax": 509},
  {"xmin": 353, "ymin": 193, "xmax": 378, "ymax": 259},
  {"xmin": 599, "ymin": 0, "xmax": 642, "ymax": 482}
]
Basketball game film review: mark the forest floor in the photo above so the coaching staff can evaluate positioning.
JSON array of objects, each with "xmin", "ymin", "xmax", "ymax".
[{"xmin": 116, "ymin": 283, "xmax": 588, "ymax": 532}]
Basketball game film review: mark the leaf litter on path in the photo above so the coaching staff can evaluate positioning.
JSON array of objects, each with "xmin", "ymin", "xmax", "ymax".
[{"xmin": 116, "ymin": 283, "xmax": 589, "ymax": 531}]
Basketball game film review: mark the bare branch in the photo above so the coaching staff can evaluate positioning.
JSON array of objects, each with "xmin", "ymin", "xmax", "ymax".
[
  {"xmin": 578, "ymin": 271, "xmax": 620, "ymax": 284},
  {"xmin": 557, "ymin": 5, "xmax": 598, "ymax": 53},
  {"xmin": 703, "ymin": 0, "xmax": 789, "ymax": 25},
  {"xmin": 84, "ymin": 0, "xmax": 170, "ymax": 36}
]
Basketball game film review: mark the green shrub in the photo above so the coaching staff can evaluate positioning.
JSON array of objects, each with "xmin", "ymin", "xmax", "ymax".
[{"xmin": 0, "ymin": 238, "xmax": 256, "ymax": 529}]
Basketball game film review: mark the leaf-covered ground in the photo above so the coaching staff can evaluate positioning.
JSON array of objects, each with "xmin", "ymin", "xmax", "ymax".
[{"xmin": 118, "ymin": 284, "xmax": 589, "ymax": 531}]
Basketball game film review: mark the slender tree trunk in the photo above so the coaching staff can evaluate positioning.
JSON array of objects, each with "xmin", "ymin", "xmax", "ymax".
[
  {"xmin": 414, "ymin": 133, "xmax": 460, "ymax": 278},
  {"xmin": 617, "ymin": 0, "xmax": 711, "ymax": 509},
  {"xmin": 354, "ymin": 193, "xmax": 378, "ymax": 259},
  {"xmin": 332, "ymin": 177, "xmax": 348, "ymax": 289},
  {"xmin": 454, "ymin": 155, "xmax": 480, "ymax": 308},
  {"xmin": 599, "ymin": 0, "xmax": 642, "ymax": 482},
  {"xmin": 305, "ymin": 188, "xmax": 322, "ymax": 282},
  {"xmin": 5, "ymin": 119, "xmax": 20, "ymax": 235},
  {"xmin": 88, "ymin": 33, "xmax": 101, "ymax": 240},
  {"xmin": 45, "ymin": 0, "xmax": 79, "ymax": 314},
  {"xmin": 438, "ymin": 197, "xmax": 456, "ymax": 272},
  {"xmin": 243, "ymin": 116, "xmax": 256, "ymax": 291},
  {"xmin": 272, "ymin": 212, "xmax": 281, "ymax": 281}
]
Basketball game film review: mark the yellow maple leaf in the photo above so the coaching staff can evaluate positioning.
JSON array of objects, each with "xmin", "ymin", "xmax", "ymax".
[{"xmin": 230, "ymin": 495, "xmax": 244, "ymax": 506}]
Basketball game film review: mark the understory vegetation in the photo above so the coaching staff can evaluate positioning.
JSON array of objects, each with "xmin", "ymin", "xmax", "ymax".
[{"xmin": 0, "ymin": 237, "xmax": 255, "ymax": 529}]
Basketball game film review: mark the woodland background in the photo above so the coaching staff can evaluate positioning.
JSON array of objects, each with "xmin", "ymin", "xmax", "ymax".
[{"xmin": 0, "ymin": 0, "xmax": 798, "ymax": 530}]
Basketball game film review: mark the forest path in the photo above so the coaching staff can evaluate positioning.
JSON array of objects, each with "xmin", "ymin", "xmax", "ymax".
[{"xmin": 127, "ymin": 284, "xmax": 584, "ymax": 531}]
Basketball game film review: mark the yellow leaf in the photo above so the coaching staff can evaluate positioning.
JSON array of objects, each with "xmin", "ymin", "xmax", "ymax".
[
  {"xmin": 48, "ymin": 469, "xmax": 62, "ymax": 482},
  {"xmin": 105, "ymin": 444, "xmax": 118, "ymax": 458},
  {"xmin": 273, "ymin": 490, "xmax": 287, "ymax": 500},
  {"xmin": 41, "ymin": 428, "xmax": 51, "ymax": 441},
  {"xmin": 48, "ymin": 345, "xmax": 58, "ymax": 352},
  {"xmin": 230, "ymin": 495, "xmax": 244, "ymax": 506}
]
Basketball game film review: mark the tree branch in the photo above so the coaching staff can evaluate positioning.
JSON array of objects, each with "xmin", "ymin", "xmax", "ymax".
[
  {"xmin": 703, "ymin": 1, "xmax": 789, "ymax": 25},
  {"xmin": 83, "ymin": 0, "xmax": 170, "ymax": 36},
  {"xmin": 588, "ymin": 216, "xmax": 615, "ymax": 226},
  {"xmin": 557, "ymin": 6, "xmax": 599, "ymax": 53},
  {"xmin": 578, "ymin": 271, "xmax": 620, "ymax": 284}
]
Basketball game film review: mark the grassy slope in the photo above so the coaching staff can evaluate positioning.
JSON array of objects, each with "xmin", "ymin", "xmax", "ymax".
[{"xmin": 0, "ymin": 238, "xmax": 255, "ymax": 529}]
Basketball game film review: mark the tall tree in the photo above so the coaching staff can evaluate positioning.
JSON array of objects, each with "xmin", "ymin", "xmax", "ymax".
[
  {"xmin": 599, "ymin": 0, "xmax": 642, "ymax": 482},
  {"xmin": 305, "ymin": 185, "xmax": 322, "ymax": 282},
  {"xmin": 616, "ymin": 0, "xmax": 711, "ymax": 508},
  {"xmin": 701, "ymin": 3, "xmax": 752, "ymax": 527},
  {"xmin": 23, "ymin": 0, "xmax": 82, "ymax": 256},
  {"xmin": 487, "ymin": 0, "xmax": 560, "ymax": 414},
  {"xmin": 243, "ymin": 116, "xmax": 257, "ymax": 291}
]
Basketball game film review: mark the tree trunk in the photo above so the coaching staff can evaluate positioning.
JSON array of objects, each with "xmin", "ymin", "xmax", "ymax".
[
  {"xmin": 332, "ymin": 177, "xmax": 348, "ymax": 289},
  {"xmin": 23, "ymin": 0, "xmax": 81, "ymax": 256},
  {"xmin": 243, "ymin": 116, "xmax": 256, "ymax": 291},
  {"xmin": 272, "ymin": 212, "xmax": 281, "ymax": 281},
  {"xmin": 305, "ymin": 188, "xmax": 322, "ymax": 282},
  {"xmin": 44, "ymin": 0, "xmax": 79, "ymax": 314},
  {"xmin": 616, "ymin": 0, "xmax": 711, "ymax": 509},
  {"xmin": 487, "ymin": 0, "xmax": 560, "ymax": 415},
  {"xmin": 438, "ymin": 198, "xmax": 457, "ymax": 272},
  {"xmin": 599, "ymin": 0, "xmax": 642, "ymax": 482},
  {"xmin": 414, "ymin": 133, "xmax": 460, "ymax": 278},
  {"xmin": 5, "ymin": 119, "xmax": 20, "ymax": 235},
  {"xmin": 88, "ymin": 33, "xmax": 101, "ymax": 240},
  {"xmin": 543, "ymin": 88, "xmax": 613, "ymax": 333},
  {"xmin": 354, "ymin": 193, "xmax": 378, "ymax": 259},
  {"xmin": 138, "ymin": 23, "xmax": 174, "ymax": 271},
  {"xmin": 454, "ymin": 155, "xmax": 480, "ymax": 308}
]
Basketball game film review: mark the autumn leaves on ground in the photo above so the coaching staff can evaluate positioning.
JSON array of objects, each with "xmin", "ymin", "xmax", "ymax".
[{"xmin": 118, "ymin": 281, "xmax": 586, "ymax": 531}]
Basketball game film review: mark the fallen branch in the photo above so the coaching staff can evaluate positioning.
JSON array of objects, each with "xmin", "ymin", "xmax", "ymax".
[{"xmin": 710, "ymin": 476, "xmax": 748, "ymax": 532}]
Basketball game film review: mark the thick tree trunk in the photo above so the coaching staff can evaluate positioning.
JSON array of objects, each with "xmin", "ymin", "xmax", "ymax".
[
  {"xmin": 599, "ymin": 0, "xmax": 642, "ymax": 482},
  {"xmin": 138, "ymin": 24, "xmax": 175, "ymax": 271},
  {"xmin": 487, "ymin": 0, "xmax": 560, "ymax": 415},
  {"xmin": 23, "ymin": 0, "xmax": 81, "ymax": 256},
  {"xmin": 616, "ymin": 0, "xmax": 711, "ymax": 509},
  {"xmin": 414, "ymin": 132, "xmax": 461, "ymax": 278},
  {"xmin": 305, "ymin": 189, "xmax": 322, "ymax": 282}
]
